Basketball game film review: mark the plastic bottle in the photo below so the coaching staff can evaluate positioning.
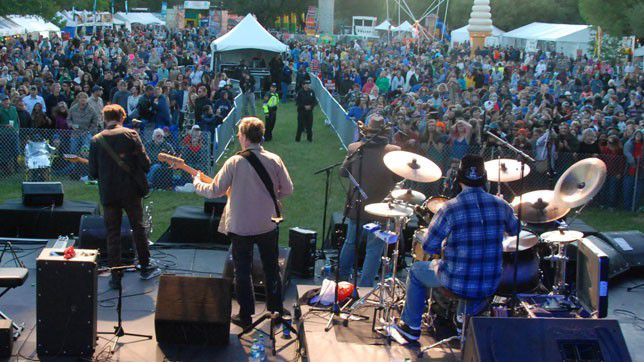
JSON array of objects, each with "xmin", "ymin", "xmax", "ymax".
[
  {"xmin": 248, "ymin": 339, "xmax": 260, "ymax": 362},
  {"xmin": 257, "ymin": 334, "xmax": 267, "ymax": 361}
]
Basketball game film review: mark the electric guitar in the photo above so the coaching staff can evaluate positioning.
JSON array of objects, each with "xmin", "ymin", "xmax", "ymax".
[{"xmin": 63, "ymin": 154, "xmax": 89, "ymax": 164}]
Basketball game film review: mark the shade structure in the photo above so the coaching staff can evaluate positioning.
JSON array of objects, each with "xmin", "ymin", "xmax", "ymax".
[
  {"xmin": 210, "ymin": 13, "xmax": 288, "ymax": 53},
  {"xmin": 6, "ymin": 15, "xmax": 60, "ymax": 37},
  {"xmin": 114, "ymin": 12, "xmax": 165, "ymax": 26},
  {"xmin": 374, "ymin": 20, "xmax": 392, "ymax": 32},
  {"xmin": 391, "ymin": 20, "xmax": 413, "ymax": 33},
  {"xmin": 500, "ymin": 22, "xmax": 592, "ymax": 56}
]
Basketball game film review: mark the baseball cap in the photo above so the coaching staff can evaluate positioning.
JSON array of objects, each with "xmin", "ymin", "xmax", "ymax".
[
  {"xmin": 191, "ymin": 124, "xmax": 201, "ymax": 131},
  {"xmin": 270, "ymin": 83, "xmax": 277, "ymax": 87},
  {"xmin": 564, "ymin": 91, "xmax": 572, "ymax": 96},
  {"xmin": 92, "ymin": 85, "xmax": 103, "ymax": 93}
]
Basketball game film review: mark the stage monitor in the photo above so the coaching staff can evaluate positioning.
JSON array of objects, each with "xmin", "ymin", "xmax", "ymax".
[{"xmin": 576, "ymin": 237, "xmax": 609, "ymax": 318}]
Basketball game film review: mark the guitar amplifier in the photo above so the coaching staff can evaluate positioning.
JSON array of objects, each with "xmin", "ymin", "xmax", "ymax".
[
  {"xmin": 22, "ymin": 182, "xmax": 64, "ymax": 207},
  {"xmin": 36, "ymin": 248, "xmax": 98, "ymax": 357}
]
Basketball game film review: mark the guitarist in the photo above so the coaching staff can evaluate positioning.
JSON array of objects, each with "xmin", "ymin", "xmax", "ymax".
[
  {"xmin": 193, "ymin": 117, "xmax": 293, "ymax": 329},
  {"xmin": 88, "ymin": 104, "xmax": 161, "ymax": 289}
]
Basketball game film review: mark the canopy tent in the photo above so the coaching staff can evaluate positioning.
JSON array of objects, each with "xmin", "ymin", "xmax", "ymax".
[
  {"xmin": 374, "ymin": 20, "xmax": 392, "ymax": 32},
  {"xmin": 392, "ymin": 20, "xmax": 413, "ymax": 33},
  {"xmin": 500, "ymin": 22, "xmax": 591, "ymax": 57},
  {"xmin": 6, "ymin": 15, "xmax": 60, "ymax": 37},
  {"xmin": 210, "ymin": 14, "xmax": 288, "ymax": 53},
  {"xmin": 114, "ymin": 12, "xmax": 165, "ymax": 27},
  {"xmin": 0, "ymin": 17, "xmax": 25, "ymax": 37},
  {"xmin": 57, "ymin": 10, "xmax": 125, "ymax": 27},
  {"xmin": 450, "ymin": 24, "xmax": 504, "ymax": 47},
  {"xmin": 634, "ymin": 46, "xmax": 644, "ymax": 58}
]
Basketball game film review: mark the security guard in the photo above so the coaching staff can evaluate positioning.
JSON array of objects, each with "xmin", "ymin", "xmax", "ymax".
[
  {"xmin": 295, "ymin": 79, "xmax": 317, "ymax": 142},
  {"xmin": 263, "ymin": 83, "xmax": 280, "ymax": 141}
]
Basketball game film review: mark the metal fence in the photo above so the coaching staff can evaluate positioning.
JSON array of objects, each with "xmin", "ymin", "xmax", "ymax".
[
  {"xmin": 212, "ymin": 92, "xmax": 243, "ymax": 163},
  {"xmin": 309, "ymin": 76, "xmax": 643, "ymax": 211}
]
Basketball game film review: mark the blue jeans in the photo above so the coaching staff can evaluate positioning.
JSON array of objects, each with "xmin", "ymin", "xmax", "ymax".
[
  {"xmin": 400, "ymin": 261, "xmax": 442, "ymax": 328},
  {"xmin": 338, "ymin": 218, "xmax": 386, "ymax": 287},
  {"xmin": 623, "ymin": 175, "xmax": 644, "ymax": 211},
  {"xmin": 281, "ymin": 81, "xmax": 290, "ymax": 102},
  {"xmin": 70, "ymin": 131, "xmax": 91, "ymax": 154},
  {"xmin": 600, "ymin": 175, "xmax": 620, "ymax": 207}
]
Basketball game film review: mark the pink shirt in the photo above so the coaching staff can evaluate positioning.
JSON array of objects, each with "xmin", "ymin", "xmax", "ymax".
[{"xmin": 194, "ymin": 144, "xmax": 293, "ymax": 236}]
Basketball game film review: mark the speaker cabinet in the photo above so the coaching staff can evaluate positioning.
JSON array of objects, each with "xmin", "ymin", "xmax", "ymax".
[
  {"xmin": 222, "ymin": 245, "xmax": 291, "ymax": 299},
  {"xmin": 0, "ymin": 319, "xmax": 13, "ymax": 358},
  {"xmin": 463, "ymin": 317, "xmax": 631, "ymax": 362},
  {"xmin": 289, "ymin": 227, "xmax": 317, "ymax": 278},
  {"xmin": 78, "ymin": 215, "xmax": 134, "ymax": 262},
  {"xmin": 155, "ymin": 275, "xmax": 232, "ymax": 346},
  {"xmin": 204, "ymin": 196, "xmax": 227, "ymax": 215},
  {"xmin": 36, "ymin": 248, "xmax": 98, "ymax": 357},
  {"xmin": 170, "ymin": 206, "xmax": 229, "ymax": 245},
  {"xmin": 22, "ymin": 182, "xmax": 64, "ymax": 207}
]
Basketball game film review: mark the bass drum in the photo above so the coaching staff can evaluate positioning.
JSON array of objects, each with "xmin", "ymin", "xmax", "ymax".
[{"xmin": 497, "ymin": 229, "xmax": 541, "ymax": 296}]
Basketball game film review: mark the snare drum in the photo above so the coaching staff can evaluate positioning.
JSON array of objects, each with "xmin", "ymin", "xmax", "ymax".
[
  {"xmin": 412, "ymin": 227, "xmax": 430, "ymax": 261},
  {"xmin": 424, "ymin": 196, "xmax": 449, "ymax": 216}
]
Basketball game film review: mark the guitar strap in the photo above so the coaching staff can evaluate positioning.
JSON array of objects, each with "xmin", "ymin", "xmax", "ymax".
[
  {"xmin": 96, "ymin": 134, "xmax": 149, "ymax": 196},
  {"xmin": 238, "ymin": 149, "xmax": 282, "ymax": 223}
]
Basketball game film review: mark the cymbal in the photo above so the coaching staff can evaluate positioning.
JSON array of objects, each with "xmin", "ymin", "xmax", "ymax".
[
  {"xmin": 485, "ymin": 159, "xmax": 531, "ymax": 182},
  {"xmin": 364, "ymin": 202, "xmax": 414, "ymax": 218},
  {"xmin": 390, "ymin": 189, "xmax": 426, "ymax": 204},
  {"xmin": 502, "ymin": 230, "xmax": 540, "ymax": 252},
  {"xmin": 512, "ymin": 190, "xmax": 570, "ymax": 224},
  {"xmin": 541, "ymin": 230, "xmax": 584, "ymax": 244},
  {"xmin": 554, "ymin": 158, "xmax": 607, "ymax": 208},
  {"xmin": 383, "ymin": 151, "xmax": 442, "ymax": 183}
]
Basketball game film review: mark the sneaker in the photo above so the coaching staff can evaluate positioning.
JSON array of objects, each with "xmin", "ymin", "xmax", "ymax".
[
  {"xmin": 136, "ymin": 258, "xmax": 160, "ymax": 271},
  {"xmin": 392, "ymin": 320, "xmax": 421, "ymax": 342},
  {"xmin": 231, "ymin": 313, "xmax": 252, "ymax": 329},
  {"xmin": 140, "ymin": 266, "xmax": 162, "ymax": 280}
]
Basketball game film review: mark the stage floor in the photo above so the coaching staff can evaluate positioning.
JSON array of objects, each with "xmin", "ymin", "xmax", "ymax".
[{"xmin": 1, "ymin": 244, "xmax": 642, "ymax": 361}]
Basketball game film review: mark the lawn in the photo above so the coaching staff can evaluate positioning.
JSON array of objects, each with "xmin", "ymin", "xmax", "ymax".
[{"xmin": 0, "ymin": 102, "xmax": 641, "ymax": 245}]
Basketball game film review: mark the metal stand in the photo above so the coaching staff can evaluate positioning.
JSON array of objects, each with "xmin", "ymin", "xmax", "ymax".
[
  {"xmin": 627, "ymin": 284, "xmax": 644, "ymax": 292},
  {"xmin": 314, "ymin": 161, "xmax": 342, "ymax": 259},
  {"xmin": 98, "ymin": 265, "xmax": 152, "ymax": 354},
  {"xmin": 238, "ymin": 312, "xmax": 298, "ymax": 356}
]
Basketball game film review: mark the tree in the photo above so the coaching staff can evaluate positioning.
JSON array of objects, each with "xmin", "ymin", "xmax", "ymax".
[
  {"xmin": 579, "ymin": 0, "xmax": 643, "ymax": 37},
  {"xmin": 222, "ymin": 0, "xmax": 314, "ymax": 25},
  {"xmin": 0, "ymin": 0, "xmax": 110, "ymax": 20}
]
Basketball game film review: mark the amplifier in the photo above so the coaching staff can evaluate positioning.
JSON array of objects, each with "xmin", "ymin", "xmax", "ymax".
[
  {"xmin": 36, "ymin": 248, "xmax": 98, "ymax": 357},
  {"xmin": 289, "ymin": 227, "xmax": 317, "ymax": 278},
  {"xmin": 0, "ymin": 319, "xmax": 12, "ymax": 358},
  {"xmin": 599, "ymin": 230, "xmax": 644, "ymax": 268},
  {"xmin": 155, "ymin": 275, "xmax": 232, "ymax": 346},
  {"xmin": 204, "ymin": 196, "xmax": 227, "ymax": 215},
  {"xmin": 78, "ymin": 215, "xmax": 135, "ymax": 263},
  {"xmin": 222, "ymin": 245, "xmax": 291, "ymax": 298},
  {"xmin": 22, "ymin": 182, "xmax": 64, "ymax": 207}
]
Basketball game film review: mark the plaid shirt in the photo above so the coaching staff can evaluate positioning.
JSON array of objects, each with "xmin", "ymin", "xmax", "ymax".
[{"xmin": 423, "ymin": 187, "xmax": 519, "ymax": 299}]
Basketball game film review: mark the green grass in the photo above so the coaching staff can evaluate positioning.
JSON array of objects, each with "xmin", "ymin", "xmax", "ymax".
[{"xmin": 0, "ymin": 102, "xmax": 640, "ymax": 245}]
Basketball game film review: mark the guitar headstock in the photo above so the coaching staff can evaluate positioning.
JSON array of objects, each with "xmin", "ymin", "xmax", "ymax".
[
  {"xmin": 158, "ymin": 153, "xmax": 185, "ymax": 169},
  {"xmin": 63, "ymin": 154, "xmax": 83, "ymax": 163}
]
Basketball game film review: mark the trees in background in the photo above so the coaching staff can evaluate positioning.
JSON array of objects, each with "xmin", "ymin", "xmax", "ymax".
[{"xmin": 579, "ymin": 0, "xmax": 643, "ymax": 37}]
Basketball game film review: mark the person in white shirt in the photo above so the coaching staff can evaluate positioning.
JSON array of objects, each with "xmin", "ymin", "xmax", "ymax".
[{"xmin": 22, "ymin": 86, "xmax": 46, "ymax": 114}]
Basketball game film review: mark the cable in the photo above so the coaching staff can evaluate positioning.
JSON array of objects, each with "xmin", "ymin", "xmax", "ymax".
[{"xmin": 613, "ymin": 308, "xmax": 644, "ymax": 330}]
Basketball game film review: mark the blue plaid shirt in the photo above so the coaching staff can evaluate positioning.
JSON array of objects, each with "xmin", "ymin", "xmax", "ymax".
[{"xmin": 423, "ymin": 187, "xmax": 519, "ymax": 299}]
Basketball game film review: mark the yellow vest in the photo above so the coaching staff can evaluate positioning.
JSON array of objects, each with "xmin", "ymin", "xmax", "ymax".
[{"xmin": 263, "ymin": 92, "xmax": 279, "ymax": 113}]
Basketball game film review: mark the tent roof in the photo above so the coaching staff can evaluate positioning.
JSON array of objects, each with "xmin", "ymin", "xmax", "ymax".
[
  {"xmin": 58, "ymin": 11, "xmax": 125, "ymax": 26},
  {"xmin": 0, "ymin": 17, "xmax": 24, "ymax": 37},
  {"xmin": 502, "ymin": 22, "xmax": 590, "ymax": 41},
  {"xmin": 211, "ymin": 14, "xmax": 288, "ymax": 53},
  {"xmin": 374, "ymin": 20, "xmax": 392, "ymax": 31},
  {"xmin": 451, "ymin": 24, "xmax": 504, "ymax": 37},
  {"xmin": 7, "ymin": 15, "xmax": 60, "ymax": 34},
  {"xmin": 114, "ymin": 12, "xmax": 165, "ymax": 26},
  {"xmin": 392, "ymin": 20, "xmax": 413, "ymax": 32},
  {"xmin": 635, "ymin": 46, "xmax": 644, "ymax": 57}
]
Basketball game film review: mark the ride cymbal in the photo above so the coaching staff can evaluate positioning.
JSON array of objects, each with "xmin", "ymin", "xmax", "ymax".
[
  {"xmin": 541, "ymin": 230, "xmax": 584, "ymax": 244},
  {"xmin": 364, "ymin": 202, "xmax": 414, "ymax": 218},
  {"xmin": 512, "ymin": 190, "xmax": 570, "ymax": 224},
  {"xmin": 390, "ymin": 189, "xmax": 426, "ymax": 204},
  {"xmin": 383, "ymin": 151, "xmax": 442, "ymax": 183}
]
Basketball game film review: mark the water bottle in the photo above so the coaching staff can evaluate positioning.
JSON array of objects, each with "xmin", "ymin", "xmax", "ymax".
[
  {"xmin": 282, "ymin": 315, "xmax": 292, "ymax": 338},
  {"xmin": 257, "ymin": 335, "xmax": 267, "ymax": 361},
  {"xmin": 248, "ymin": 339, "xmax": 260, "ymax": 362},
  {"xmin": 324, "ymin": 259, "xmax": 332, "ymax": 277}
]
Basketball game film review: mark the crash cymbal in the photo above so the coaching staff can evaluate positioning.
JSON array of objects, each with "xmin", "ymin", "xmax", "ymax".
[
  {"xmin": 383, "ymin": 151, "xmax": 442, "ymax": 183},
  {"xmin": 541, "ymin": 230, "xmax": 584, "ymax": 244},
  {"xmin": 485, "ymin": 159, "xmax": 531, "ymax": 182},
  {"xmin": 502, "ymin": 230, "xmax": 540, "ymax": 252},
  {"xmin": 364, "ymin": 202, "xmax": 414, "ymax": 218},
  {"xmin": 390, "ymin": 189, "xmax": 426, "ymax": 204},
  {"xmin": 554, "ymin": 158, "xmax": 607, "ymax": 208},
  {"xmin": 512, "ymin": 190, "xmax": 570, "ymax": 224}
]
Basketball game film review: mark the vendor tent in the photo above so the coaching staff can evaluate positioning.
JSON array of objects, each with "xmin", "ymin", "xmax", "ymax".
[
  {"xmin": 6, "ymin": 15, "xmax": 60, "ymax": 37},
  {"xmin": 211, "ymin": 14, "xmax": 288, "ymax": 53},
  {"xmin": 114, "ymin": 12, "xmax": 165, "ymax": 26},
  {"xmin": 500, "ymin": 22, "xmax": 591, "ymax": 57},
  {"xmin": 374, "ymin": 20, "xmax": 392, "ymax": 32},
  {"xmin": 392, "ymin": 20, "xmax": 413, "ymax": 33},
  {"xmin": 450, "ymin": 24, "xmax": 504, "ymax": 47},
  {"xmin": 0, "ymin": 17, "xmax": 24, "ymax": 37}
]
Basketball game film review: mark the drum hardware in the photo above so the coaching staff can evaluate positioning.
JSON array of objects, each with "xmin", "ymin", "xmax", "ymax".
[
  {"xmin": 390, "ymin": 188, "xmax": 425, "ymax": 205},
  {"xmin": 541, "ymin": 228, "xmax": 584, "ymax": 295},
  {"xmin": 512, "ymin": 190, "xmax": 570, "ymax": 224},
  {"xmin": 485, "ymin": 158, "xmax": 532, "ymax": 198}
]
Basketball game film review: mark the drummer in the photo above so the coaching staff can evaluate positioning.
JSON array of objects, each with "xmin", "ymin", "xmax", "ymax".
[
  {"xmin": 393, "ymin": 154, "xmax": 519, "ymax": 342},
  {"xmin": 338, "ymin": 113, "xmax": 401, "ymax": 287}
]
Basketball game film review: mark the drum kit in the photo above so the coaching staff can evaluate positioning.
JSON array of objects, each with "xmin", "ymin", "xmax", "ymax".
[{"xmin": 345, "ymin": 149, "xmax": 608, "ymax": 344}]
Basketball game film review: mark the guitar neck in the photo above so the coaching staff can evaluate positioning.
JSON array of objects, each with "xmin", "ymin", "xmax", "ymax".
[{"xmin": 177, "ymin": 164, "xmax": 213, "ymax": 183}]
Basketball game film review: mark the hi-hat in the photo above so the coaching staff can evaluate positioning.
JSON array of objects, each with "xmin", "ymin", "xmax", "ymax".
[
  {"xmin": 502, "ymin": 230, "xmax": 540, "ymax": 252},
  {"xmin": 554, "ymin": 158, "xmax": 607, "ymax": 208},
  {"xmin": 512, "ymin": 190, "xmax": 570, "ymax": 224},
  {"xmin": 485, "ymin": 159, "xmax": 531, "ymax": 182},
  {"xmin": 541, "ymin": 230, "xmax": 584, "ymax": 244},
  {"xmin": 383, "ymin": 151, "xmax": 442, "ymax": 183},
  {"xmin": 364, "ymin": 202, "xmax": 414, "ymax": 218},
  {"xmin": 390, "ymin": 189, "xmax": 426, "ymax": 204}
]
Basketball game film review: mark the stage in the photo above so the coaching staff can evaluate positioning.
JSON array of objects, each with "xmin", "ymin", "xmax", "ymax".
[{"xmin": 1, "ymin": 244, "xmax": 642, "ymax": 361}]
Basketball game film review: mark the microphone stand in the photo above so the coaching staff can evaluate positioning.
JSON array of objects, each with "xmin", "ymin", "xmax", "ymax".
[
  {"xmin": 313, "ymin": 161, "xmax": 343, "ymax": 260},
  {"xmin": 485, "ymin": 131, "xmax": 535, "ymax": 304}
]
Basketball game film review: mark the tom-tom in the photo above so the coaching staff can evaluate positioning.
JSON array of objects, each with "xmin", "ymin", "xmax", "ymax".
[
  {"xmin": 412, "ymin": 227, "xmax": 430, "ymax": 262},
  {"xmin": 497, "ymin": 229, "xmax": 542, "ymax": 296},
  {"xmin": 425, "ymin": 196, "xmax": 449, "ymax": 216}
]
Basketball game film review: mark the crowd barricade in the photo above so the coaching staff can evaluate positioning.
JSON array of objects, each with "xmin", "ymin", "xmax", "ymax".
[
  {"xmin": 213, "ymin": 92, "xmax": 243, "ymax": 163},
  {"xmin": 310, "ymin": 75, "xmax": 356, "ymax": 150}
]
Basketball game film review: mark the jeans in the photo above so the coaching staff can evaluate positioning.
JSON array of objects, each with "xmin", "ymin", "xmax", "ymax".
[
  {"xmin": 70, "ymin": 131, "xmax": 91, "ymax": 154},
  {"xmin": 242, "ymin": 92, "xmax": 256, "ymax": 117},
  {"xmin": 281, "ymin": 81, "xmax": 290, "ymax": 102},
  {"xmin": 400, "ymin": 260, "xmax": 442, "ymax": 328},
  {"xmin": 601, "ymin": 175, "xmax": 621, "ymax": 207},
  {"xmin": 623, "ymin": 175, "xmax": 644, "ymax": 211},
  {"xmin": 103, "ymin": 200, "xmax": 150, "ymax": 271},
  {"xmin": 338, "ymin": 218, "xmax": 386, "ymax": 288},
  {"xmin": 229, "ymin": 229, "xmax": 283, "ymax": 318},
  {"xmin": 265, "ymin": 109, "xmax": 277, "ymax": 141}
]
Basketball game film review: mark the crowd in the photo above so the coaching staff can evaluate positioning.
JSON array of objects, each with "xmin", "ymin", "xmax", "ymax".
[
  {"xmin": 276, "ymin": 38, "xmax": 643, "ymax": 211},
  {"xmin": 0, "ymin": 25, "xmax": 236, "ymax": 189}
]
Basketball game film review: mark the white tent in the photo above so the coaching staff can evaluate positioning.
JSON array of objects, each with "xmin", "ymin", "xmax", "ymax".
[
  {"xmin": 210, "ymin": 14, "xmax": 288, "ymax": 53},
  {"xmin": 374, "ymin": 20, "xmax": 392, "ymax": 32},
  {"xmin": 450, "ymin": 24, "xmax": 504, "ymax": 47},
  {"xmin": 500, "ymin": 22, "xmax": 592, "ymax": 57},
  {"xmin": 0, "ymin": 17, "xmax": 25, "ymax": 37},
  {"xmin": 6, "ymin": 15, "xmax": 60, "ymax": 37},
  {"xmin": 58, "ymin": 11, "xmax": 125, "ymax": 27},
  {"xmin": 114, "ymin": 12, "xmax": 165, "ymax": 27},
  {"xmin": 392, "ymin": 20, "xmax": 413, "ymax": 33}
]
